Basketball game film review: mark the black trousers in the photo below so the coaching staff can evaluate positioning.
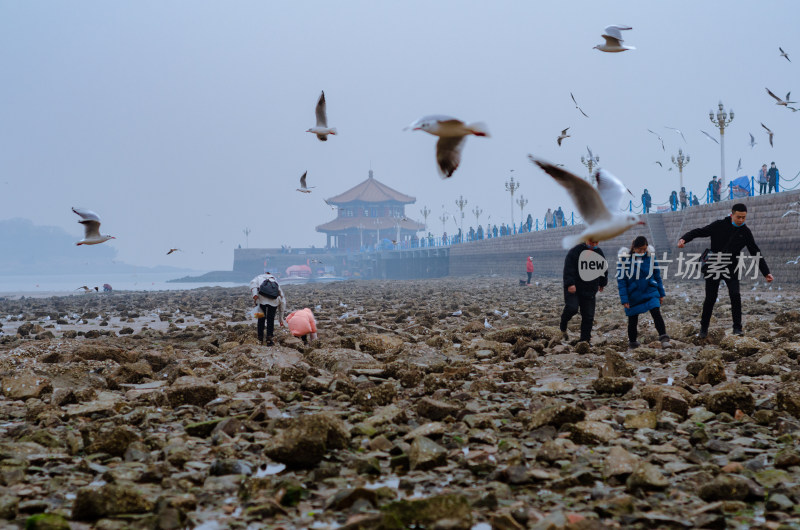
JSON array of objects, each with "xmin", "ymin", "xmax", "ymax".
[
  {"xmin": 701, "ymin": 276, "xmax": 741, "ymax": 330},
  {"xmin": 628, "ymin": 307, "xmax": 667, "ymax": 342},
  {"xmin": 257, "ymin": 304, "xmax": 277, "ymax": 341},
  {"xmin": 560, "ymin": 289, "xmax": 596, "ymax": 342},
  {"xmin": 759, "ymin": 182, "xmax": 767, "ymax": 194},
  {"xmin": 768, "ymin": 182, "xmax": 776, "ymax": 193},
  {"xmin": 526, "ymin": 272, "xmax": 532, "ymax": 284}
]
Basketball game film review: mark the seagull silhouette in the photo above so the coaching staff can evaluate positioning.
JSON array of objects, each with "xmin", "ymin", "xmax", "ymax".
[
  {"xmin": 779, "ymin": 47, "xmax": 791, "ymax": 62},
  {"xmin": 664, "ymin": 126, "xmax": 686, "ymax": 143},
  {"xmin": 647, "ymin": 129, "xmax": 665, "ymax": 151},
  {"xmin": 557, "ymin": 127, "xmax": 571, "ymax": 146},
  {"xmin": 701, "ymin": 130, "xmax": 719, "ymax": 145},
  {"xmin": 761, "ymin": 123, "xmax": 774, "ymax": 147},
  {"xmin": 748, "ymin": 133, "xmax": 757, "ymax": 149},
  {"xmin": 570, "ymin": 93, "xmax": 589, "ymax": 118},
  {"xmin": 297, "ymin": 171, "xmax": 315, "ymax": 193}
]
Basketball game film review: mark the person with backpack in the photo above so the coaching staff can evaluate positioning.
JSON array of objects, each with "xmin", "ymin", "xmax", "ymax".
[
  {"xmin": 616, "ymin": 236, "xmax": 671, "ymax": 350},
  {"xmin": 249, "ymin": 271, "xmax": 287, "ymax": 346}
]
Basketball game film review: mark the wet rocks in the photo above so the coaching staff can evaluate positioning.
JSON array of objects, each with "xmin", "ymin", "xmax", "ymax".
[
  {"xmin": 408, "ymin": 436, "xmax": 447, "ymax": 470},
  {"xmin": 264, "ymin": 413, "xmax": 350, "ymax": 468},
  {"xmin": 697, "ymin": 475, "xmax": 755, "ymax": 502},
  {"xmin": 527, "ymin": 404, "xmax": 585, "ymax": 430},
  {"xmin": 1, "ymin": 373, "xmax": 52, "ymax": 400},
  {"xmin": 416, "ymin": 397, "xmax": 460, "ymax": 421},
  {"xmin": 626, "ymin": 462, "xmax": 669, "ymax": 492},
  {"xmin": 776, "ymin": 382, "xmax": 800, "ymax": 417},
  {"xmin": 165, "ymin": 376, "xmax": 217, "ymax": 407},
  {"xmin": 702, "ymin": 382, "xmax": 755, "ymax": 415},
  {"xmin": 72, "ymin": 484, "xmax": 153, "ymax": 521}
]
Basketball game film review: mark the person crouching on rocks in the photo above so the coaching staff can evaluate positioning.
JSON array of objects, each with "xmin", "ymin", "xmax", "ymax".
[
  {"xmin": 250, "ymin": 271, "xmax": 286, "ymax": 346},
  {"xmin": 286, "ymin": 308, "xmax": 318, "ymax": 344},
  {"xmin": 616, "ymin": 236, "xmax": 671, "ymax": 350}
]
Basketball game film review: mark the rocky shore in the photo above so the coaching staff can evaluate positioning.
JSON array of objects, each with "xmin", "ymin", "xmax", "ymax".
[{"xmin": 0, "ymin": 277, "xmax": 799, "ymax": 529}]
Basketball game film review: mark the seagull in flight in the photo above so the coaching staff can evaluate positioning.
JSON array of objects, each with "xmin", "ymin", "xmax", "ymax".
[
  {"xmin": 748, "ymin": 133, "xmax": 757, "ymax": 149},
  {"xmin": 76, "ymin": 286, "xmax": 97, "ymax": 293},
  {"xmin": 700, "ymin": 130, "xmax": 719, "ymax": 145},
  {"xmin": 405, "ymin": 115, "xmax": 489, "ymax": 178},
  {"xmin": 166, "ymin": 248, "xmax": 181, "ymax": 255},
  {"xmin": 737, "ymin": 158, "xmax": 742, "ymax": 172},
  {"xmin": 306, "ymin": 91, "xmax": 337, "ymax": 141},
  {"xmin": 664, "ymin": 126, "xmax": 686, "ymax": 143},
  {"xmin": 766, "ymin": 88, "xmax": 796, "ymax": 107},
  {"xmin": 557, "ymin": 127, "xmax": 571, "ymax": 146},
  {"xmin": 782, "ymin": 210, "xmax": 799, "ymax": 218},
  {"xmin": 647, "ymin": 129, "xmax": 665, "ymax": 151},
  {"xmin": 654, "ymin": 161, "xmax": 663, "ymax": 167},
  {"xmin": 72, "ymin": 208, "xmax": 115, "ymax": 246},
  {"xmin": 570, "ymin": 93, "xmax": 589, "ymax": 118},
  {"xmin": 297, "ymin": 171, "xmax": 315, "ymax": 193},
  {"xmin": 527, "ymin": 155, "xmax": 644, "ymax": 249},
  {"xmin": 761, "ymin": 123, "xmax": 774, "ymax": 147},
  {"xmin": 593, "ymin": 25, "xmax": 635, "ymax": 52},
  {"xmin": 779, "ymin": 47, "xmax": 791, "ymax": 62},
  {"xmin": 787, "ymin": 256, "xmax": 800, "ymax": 265}
]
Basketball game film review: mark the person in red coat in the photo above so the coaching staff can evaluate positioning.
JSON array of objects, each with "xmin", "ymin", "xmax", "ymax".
[
  {"xmin": 286, "ymin": 308, "xmax": 318, "ymax": 344},
  {"xmin": 526, "ymin": 256, "xmax": 534, "ymax": 285}
]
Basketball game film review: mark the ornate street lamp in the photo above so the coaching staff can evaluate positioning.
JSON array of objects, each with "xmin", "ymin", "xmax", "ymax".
[
  {"xmin": 709, "ymin": 101, "xmax": 734, "ymax": 184},
  {"xmin": 472, "ymin": 206, "xmax": 483, "ymax": 227},
  {"xmin": 671, "ymin": 148, "xmax": 691, "ymax": 189},
  {"xmin": 419, "ymin": 205, "xmax": 431, "ymax": 230},
  {"xmin": 454, "ymin": 195, "xmax": 468, "ymax": 234},
  {"xmin": 504, "ymin": 171, "xmax": 520, "ymax": 226},
  {"xmin": 516, "ymin": 194, "xmax": 528, "ymax": 227},
  {"xmin": 581, "ymin": 150, "xmax": 600, "ymax": 178}
]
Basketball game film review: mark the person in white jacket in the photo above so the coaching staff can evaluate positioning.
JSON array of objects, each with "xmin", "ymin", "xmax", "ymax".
[{"xmin": 249, "ymin": 272, "xmax": 287, "ymax": 346}]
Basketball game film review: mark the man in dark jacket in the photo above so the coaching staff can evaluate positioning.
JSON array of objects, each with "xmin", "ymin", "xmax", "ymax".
[
  {"xmin": 641, "ymin": 189, "xmax": 652, "ymax": 213},
  {"xmin": 678, "ymin": 203, "xmax": 774, "ymax": 337},
  {"xmin": 560, "ymin": 238, "xmax": 608, "ymax": 344},
  {"xmin": 767, "ymin": 162, "xmax": 780, "ymax": 193}
]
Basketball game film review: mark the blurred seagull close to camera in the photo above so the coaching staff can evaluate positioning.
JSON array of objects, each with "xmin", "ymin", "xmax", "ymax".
[
  {"xmin": 297, "ymin": 171, "xmax": 315, "ymax": 193},
  {"xmin": 306, "ymin": 91, "xmax": 337, "ymax": 141},
  {"xmin": 593, "ymin": 25, "xmax": 635, "ymax": 52},
  {"xmin": 72, "ymin": 207, "xmax": 115, "ymax": 246},
  {"xmin": 557, "ymin": 127, "xmax": 571, "ymax": 146},
  {"xmin": 527, "ymin": 156, "xmax": 644, "ymax": 249},
  {"xmin": 405, "ymin": 115, "xmax": 489, "ymax": 178},
  {"xmin": 700, "ymin": 130, "xmax": 719, "ymax": 145}
]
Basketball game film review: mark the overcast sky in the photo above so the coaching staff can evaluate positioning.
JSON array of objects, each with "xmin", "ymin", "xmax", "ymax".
[{"xmin": 1, "ymin": 1, "xmax": 798, "ymax": 271}]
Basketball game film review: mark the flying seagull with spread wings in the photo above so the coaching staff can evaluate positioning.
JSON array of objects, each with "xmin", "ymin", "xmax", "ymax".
[
  {"xmin": 570, "ymin": 93, "xmax": 589, "ymax": 118},
  {"xmin": 647, "ymin": 129, "xmax": 665, "ymax": 151},
  {"xmin": 297, "ymin": 171, "xmax": 315, "ymax": 193},
  {"xmin": 701, "ymin": 130, "xmax": 719, "ymax": 145},
  {"xmin": 761, "ymin": 123, "xmax": 774, "ymax": 147},
  {"xmin": 779, "ymin": 47, "xmax": 791, "ymax": 62},
  {"xmin": 306, "ymin": 91, "xmax": 337, "ymax": 141},
  {"xmin": 664, "ymin": 126, "xmax": 686, "ymax": 143},
  {"xmin": 527, "ymin": 155, "xmax": 643, "ymax": 249},
  {"xmin": 749, "ymin": 133, "xmax": 757, "ymax": 149},
  {"xmin": 766, "ymin": 88, "xmax": 796, "ymax": 107},
  {"xmin": 405, "ymin": 115, "xmax": 489, "ymax": 178},
  {"xmin": 166, "ymin": 248, "xmax": 181, "ymax": 255},
  {"xmin": 557, "ymin": 127, "xmax": 571, "ymax": 146},
  {"xmin": 72, "ymin": 208, "xmax": 115, "ymax": 246},
  {"xmin": 593, "ymin": 25, "xmax": 635, "ymax": 52}
]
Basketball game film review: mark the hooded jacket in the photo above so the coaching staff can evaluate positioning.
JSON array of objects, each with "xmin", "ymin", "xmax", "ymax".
[
  {"xmin": 286, "ymin": 308, "xmax": 317, "ymax": 337},
  {"xmin": 616, "ymin": 245, "xmax": 666, "ymax": 317},
  {"xmin": 526, "ymin": 257, "xmax": 534, "ymax": 273},
  {"xmin": 680, "ymin": 216, "xmax": 770, "ymax": 277}
]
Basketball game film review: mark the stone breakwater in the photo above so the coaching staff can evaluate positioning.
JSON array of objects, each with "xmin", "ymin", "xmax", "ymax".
[{"xmin": 0, "ymin": 278, "xmax": 799, "ymax": 528}]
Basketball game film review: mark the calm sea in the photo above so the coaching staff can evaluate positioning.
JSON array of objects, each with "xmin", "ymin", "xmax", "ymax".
[{"xmin": 0, "ymin": 272, "xmax": 243, "ymax": 297}]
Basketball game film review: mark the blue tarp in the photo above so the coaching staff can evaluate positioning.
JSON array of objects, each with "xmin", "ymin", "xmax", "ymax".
[{"xmin": 730, "ymin": 176, "xmax": 751, "ymax": 198}]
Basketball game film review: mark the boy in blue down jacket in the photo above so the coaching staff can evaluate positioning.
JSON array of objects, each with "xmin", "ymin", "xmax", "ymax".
[{"xmin": 617, "ymin": 236, "xmax": 672, "ymax": 350}]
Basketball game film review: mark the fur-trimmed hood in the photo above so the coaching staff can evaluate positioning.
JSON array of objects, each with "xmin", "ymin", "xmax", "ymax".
[{"xmin": 618, "ymin": 244, "xmax": 656, "ymax": 259}]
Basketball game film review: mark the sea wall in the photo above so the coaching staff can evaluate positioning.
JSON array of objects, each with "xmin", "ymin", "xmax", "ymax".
[{"xmin": 449, "ymin": 189, "xmax": 800, "ymax": 284}]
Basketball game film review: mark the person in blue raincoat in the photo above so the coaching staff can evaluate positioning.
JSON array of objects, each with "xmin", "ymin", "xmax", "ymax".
[{"xmin": 616, "ymin": 235, "xmax": 672, "ymax": 350}]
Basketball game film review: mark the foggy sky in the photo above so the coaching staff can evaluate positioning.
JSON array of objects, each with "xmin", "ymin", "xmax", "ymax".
[{"xmin": 1, "ymin": 1, "xmax": 798, "ymax": 272}]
